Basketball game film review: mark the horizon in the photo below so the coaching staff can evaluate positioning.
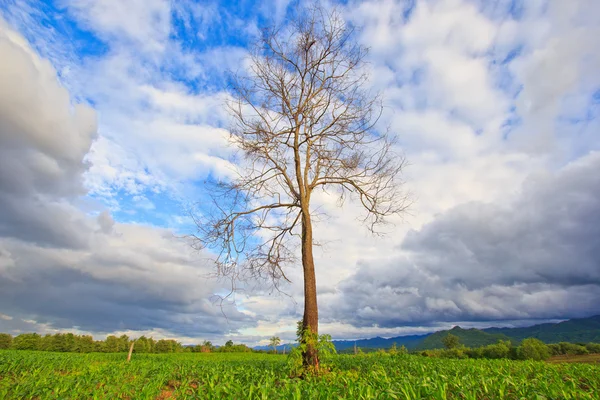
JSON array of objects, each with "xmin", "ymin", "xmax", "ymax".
[
  {"xmin": 1, "ymin": 0, "xmax": 599, "ymax": 349},
  {"xmin": 6, "ymin": 313, "xmax": 598, "ymax": 348}
]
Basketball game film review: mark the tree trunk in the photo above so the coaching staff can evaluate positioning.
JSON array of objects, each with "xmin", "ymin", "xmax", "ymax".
[{"xmin": 301, "ymin": 209, "xmax": 319, "ymax": 369}]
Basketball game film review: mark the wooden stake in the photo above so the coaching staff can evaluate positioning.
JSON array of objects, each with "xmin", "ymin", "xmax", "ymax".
[{"xmin": 127, "ymin": 341, "xmax": 135, "ymax": 362}]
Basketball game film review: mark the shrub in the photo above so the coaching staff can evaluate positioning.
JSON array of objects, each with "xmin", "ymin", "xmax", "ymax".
[
  {"xmin": 548, "ymin": 343, "xmax": 561, "ymax": 356},
  {"xmin": 287, "ymin": 329, "xmax": 336, "ymax": 376},
  {"xmin": 482, "ymin": 340, "xmax": 511, "ymax": 359},
  {"xmin": 465, "ymin": 347, "xmax": 484, "ymax": 359},
  {"xmin": 553, "ymin": 342, "xmax": 589, "ymax": 355},
  {"xmin": 0, "ymin": 333, "xmax": 12, "ymax": 350},
  {"xmin": 440, "ymin": 347, "xmax": 468, "ymax": 359},
  {"xmin": 517, "ymin": 338, "xmax": 550, "ymax": 361},
  {"xmin": 585, "ymin": 343, "xmax": 600, "ymax": 354}
]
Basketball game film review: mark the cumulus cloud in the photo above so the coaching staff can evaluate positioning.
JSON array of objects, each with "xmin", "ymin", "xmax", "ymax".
[
  {"xmin": 0, "ymin": 19, "xmax": 97, "ymax": 248},
  {"xmin": 0, "ymin": 19, "xmax": 252, "ymax": 341}
]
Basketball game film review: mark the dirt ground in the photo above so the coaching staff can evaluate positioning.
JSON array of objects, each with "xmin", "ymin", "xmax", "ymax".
[{"xmin": 547, "ymin": 354, "xmax": 600, "ymax": 364}]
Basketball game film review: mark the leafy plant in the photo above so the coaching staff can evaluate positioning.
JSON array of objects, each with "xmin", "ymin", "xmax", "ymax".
[{"xmin": 287, "ymin": 328, "xmax": 336, "ymax": 377}]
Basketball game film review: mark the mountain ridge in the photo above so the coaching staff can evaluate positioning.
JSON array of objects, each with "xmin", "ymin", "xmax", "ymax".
[{"xmin": 255, "ymin": 315, "xmax": 600, "ymax": 351}]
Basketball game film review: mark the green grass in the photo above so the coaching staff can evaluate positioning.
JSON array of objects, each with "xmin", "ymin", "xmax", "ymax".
[{"xmin": 1, "ymin": 350, "xmax": 599, "ymax": 399}]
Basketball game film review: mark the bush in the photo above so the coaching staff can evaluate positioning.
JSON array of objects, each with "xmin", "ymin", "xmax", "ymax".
[
  {"xmin": 440, "ymin": 347, "xmax": 468, "ymax": 359},
  {"xmin": 465, "ymin": 347, "xmax": 484, "ymax": 359},
  {"xmin": 287, "ymin": 329, "xmax": 336, "ymax": 376},
  {"xmin": 517, "ymin": 338, "xmax": 550, "ymax": 361},
  {"xmin": 482, "ymin": 340, "xmax": 511, "ymax": 359},
  {"xmin": 0, "ymin": 333, "xmax": 12, "ymax": 350},
  {"xmin": 548, "ymin": 343, "xmax": 561, "ymax": 356},
  {"xmin": 563, "ymin": 343, "xmax": 588, "ymax": 355},
  {"xmin": 550, "ymin": 342, "xmax": 589, "ymax": 356},
  {"xmin": 585, "ymin": 343, "xmax": 600, "ymax": 354}
]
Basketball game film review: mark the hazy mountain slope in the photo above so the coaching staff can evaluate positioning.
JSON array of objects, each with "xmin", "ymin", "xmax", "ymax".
[
  {"xmin": 415, "ymin": 326, "xmax": 512, "ymax": 350},
  {"xmin": 484, "ymin": 315, "xmax": 600, "ymax": 343}
]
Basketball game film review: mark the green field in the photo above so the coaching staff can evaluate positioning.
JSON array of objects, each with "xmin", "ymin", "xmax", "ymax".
[{"xmin": 1, "ymin": 351, "xmax": 599, "ymax": 399}]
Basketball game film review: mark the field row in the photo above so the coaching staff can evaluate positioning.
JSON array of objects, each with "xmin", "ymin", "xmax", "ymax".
[{"xmin": 1, "ymin": 351, "xmax": 599, "ymax": 399}]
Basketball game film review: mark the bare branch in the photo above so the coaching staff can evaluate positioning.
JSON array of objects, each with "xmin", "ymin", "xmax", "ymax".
[{"xmin": 191, "ymin": 4, "xmax": 408, "ymax": 311}]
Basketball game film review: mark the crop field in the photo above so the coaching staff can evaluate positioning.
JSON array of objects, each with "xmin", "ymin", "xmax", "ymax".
[{"xmin": 1, "ymin": 351, "xmax": 599, "ymax": 399}]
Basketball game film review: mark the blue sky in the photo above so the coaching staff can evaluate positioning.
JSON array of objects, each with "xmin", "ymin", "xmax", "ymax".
[{"xmin": 0, "ymin": 0, "xmax": 599, "ymax": 346}]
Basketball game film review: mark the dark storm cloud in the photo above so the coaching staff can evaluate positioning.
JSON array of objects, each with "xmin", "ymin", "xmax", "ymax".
[
  {"xmin": 0, "ymin": 239, "xmax": 253, "ymax": 336},
  {"xmin": 331, "ymin": 152, "xmax": 600, "ymax": 328}
]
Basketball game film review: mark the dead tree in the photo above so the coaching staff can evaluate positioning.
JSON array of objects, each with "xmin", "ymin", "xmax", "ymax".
[{"xmin": 192, "ymin": 5, "xmax": 408, "ymax": 369}]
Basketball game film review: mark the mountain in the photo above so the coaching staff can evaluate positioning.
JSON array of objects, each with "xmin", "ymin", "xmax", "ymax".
[
  {"xmin": 415, "ymin": 326, "xmax": 512, "ymax": 350},
  {"xmin": 253, "ymin": 315, "xmax": 600, "ymax": 352},
  {"xmin": 483, "ymin": 315, "xmax": 600, "ymax": 344},
  {"xmin": 254, "ymin": 335, "xmax": 428, "ymax": 352},
  {"xmin": 412, "ymin": 315, "xmax": 600, "ymax": 349},
  {"xmin": 254, "ymin": 343, "xmax": 297, "ymax": 352},
  {"xmin": 332, "ymin": 334, "xmax": 429, "ymax": 352}
]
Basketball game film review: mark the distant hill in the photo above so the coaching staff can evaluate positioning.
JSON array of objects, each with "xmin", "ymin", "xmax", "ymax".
[
  {"xmin": 253, "ymin": 315, "xmax": 600, "ymax": 352},
  {"xmin": 415, "ymin": 326, "xmax": 512, "ymax": 350},
  {"xmin": 254, "ymin": 343, "xmax": 297, "ymax": 352},
  {"xmin": 414, "ymin": 315, "xmax": 600, "ymax": 349},
  {"xmin": 332, "ymin": 334, "xmax": 429, "ymax": 352},
  {"xmin": 254, "ymin": 335, "xmax": 428, "ymax": 353},
  {"xmin": 484, "ymin": 315, "xmax": 600, "ymax": 344}
]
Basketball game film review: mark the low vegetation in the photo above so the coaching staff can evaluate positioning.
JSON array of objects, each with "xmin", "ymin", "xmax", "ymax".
[
  {"xmin": 2, "ymin": 329, "xmax": 599, "ymax": 398},
  {"xmin": 1, "ymin": 350, "xmax": 598, "ymax": 399}
]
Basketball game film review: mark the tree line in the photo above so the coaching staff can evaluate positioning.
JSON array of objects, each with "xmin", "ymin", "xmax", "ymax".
[
  {"xmin": 0, "ymin": 333, "xmax": 254, "ymax": 353},
  {"xmin": 418, "ymin": 333, "xmax": 600, "ymax": 361},
  {"xmin": 339, "ymin": 335, "xmax": 600, "ymax": 361}
]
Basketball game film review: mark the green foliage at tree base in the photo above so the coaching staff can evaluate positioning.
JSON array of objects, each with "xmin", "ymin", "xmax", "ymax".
[{"xmin": 287, "ymin": 327, "xmax": 336, "ymax": 377}]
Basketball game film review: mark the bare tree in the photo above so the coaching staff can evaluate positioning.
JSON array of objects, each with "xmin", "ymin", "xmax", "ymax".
[{"xmin": 192, "ymin": 5, "xmax": 408, "ymax": 369}]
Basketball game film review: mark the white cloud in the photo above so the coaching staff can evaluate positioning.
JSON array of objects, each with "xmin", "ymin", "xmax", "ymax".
[
  {"xmin": 64, "ymin": 0, "xmax": 172, "ymax": 53},
  {"xmin": 508, "ymin": 0, "xmax": 600, "ymax": 157}
]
